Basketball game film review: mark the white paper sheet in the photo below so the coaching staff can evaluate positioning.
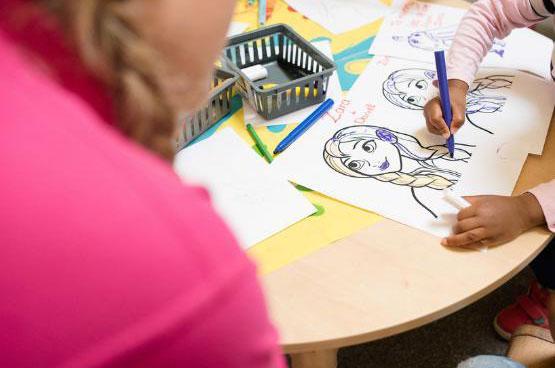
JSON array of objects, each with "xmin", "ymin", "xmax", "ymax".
[
  {"xmin": 227, "ymin": 22, "xmax": 249, "ymax": 37},
  {"xmin": 174, "ymin": 128, "xmax": 316, "ymax": 249},
  {"xmin": 368, "ymin": 1, "xmax": 553, "ymax": 79},
  {"xmin": 243, "ymin": 40, "xmax": 343, "ymax": 127},
  {"xmin": 455, "ymin": 142, "xmax": 529, "ymax": 196},
  {"xmin": 271, "ymin": 112, "xmax": 466, "ymax": 237},
  {"xmin": 271, "ymin": 57, "xmax": 540, "ymax": 237},
  {"xmin": 284, "ymin": 0, "xmax": 398, "ymax": 34},
  {"xmin": 344, "ymin": 55, "xmax": 554, "ymax": 155},
  {"xmin": 498, "ymin": 72, "xmax": 555, "ymax": 155}
]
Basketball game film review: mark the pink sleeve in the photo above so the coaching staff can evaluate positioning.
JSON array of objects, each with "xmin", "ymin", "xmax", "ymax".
[
  {"xmin": 529, "ymin": 180, "xmax": 555, "ymax": 232},
  {"xmin": 447, "ymin": 0, "xmax": 551, "ymax": 86}
]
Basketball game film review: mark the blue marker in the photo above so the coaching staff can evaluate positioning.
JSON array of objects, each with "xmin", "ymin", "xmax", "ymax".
[
  {"xmin": 434, "ymin": 50, "xmax": 455, "ymax": 158},
  {"xmin": 259, "ymin": 0, "xmax": 267, "ymax": 25},
  {"xmin": 274, "ymin": 98, "xmax": 335, "ymax": 154}
]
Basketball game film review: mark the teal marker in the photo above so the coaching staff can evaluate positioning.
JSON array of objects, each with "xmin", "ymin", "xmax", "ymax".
[{"xmin": 259, "ymin": 0, "xmax": 267, "ymax": 25}]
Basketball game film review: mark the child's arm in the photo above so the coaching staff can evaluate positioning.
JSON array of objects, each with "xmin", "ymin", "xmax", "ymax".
[
  {"xmin": 448, "ymin": 0, "xmax": 552, "ymax": 86},
  {"xmin": 425, "ymin": 0, "xmax": 551, "ymax": 137},
  {"xmin": 441, "ymin": 180, "xmax": 554, "ymax": 248},
  {"xmin": 529, "ymin": 180, "xmax": 555, "ymax": 232}
]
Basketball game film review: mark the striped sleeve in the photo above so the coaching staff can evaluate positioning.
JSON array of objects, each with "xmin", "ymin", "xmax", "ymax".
[
  {"xmin": 529, "ymin": 0, "xmax": 555, "ymax": 18},
  {"xmin": 447, "ymin": 0, "xmax": 549, "ymax": 87}
]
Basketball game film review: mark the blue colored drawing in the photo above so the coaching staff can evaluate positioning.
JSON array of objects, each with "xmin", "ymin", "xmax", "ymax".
[{"xmin": 392, "ymin": 25, "xmax": 506, "ymax": 57}]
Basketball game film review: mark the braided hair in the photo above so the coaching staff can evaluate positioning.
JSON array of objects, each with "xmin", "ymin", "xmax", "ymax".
[
  {"xmin": 45, "ymin": 0, "xmax": 177, "ymax": 160},
  {"xmin": 323, "ymin": 125, "xmax": 463, "ymax": 190}
]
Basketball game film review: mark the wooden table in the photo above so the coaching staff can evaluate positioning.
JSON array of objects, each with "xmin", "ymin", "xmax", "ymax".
[{"xmin": 261, "ymin": 1, "xmax": 555, "ymax": 366}]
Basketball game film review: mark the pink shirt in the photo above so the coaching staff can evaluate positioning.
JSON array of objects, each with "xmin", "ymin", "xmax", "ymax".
[
  {"xmin": 446, "ymin": 0, "xmax": 555, "ymax": 232},
  {"xmin": 0, "ymin": 3, "xmax": 285, "ymax": 368}
]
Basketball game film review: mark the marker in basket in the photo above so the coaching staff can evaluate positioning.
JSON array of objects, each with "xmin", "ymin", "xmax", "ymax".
[
  {"xmin": 273, "ymin": 98, "xmax": 334, "ymax": 155},
  {"xmin": 259, "ymin": 0, "xmax": 267, "ymax": 25},
  {"xmin": 434, "ymin": 50, "xmax": 455, "ymax": 158},
  {"xmin": 247, "ymin": 123, "xmax": 273, "ymax": 163}
]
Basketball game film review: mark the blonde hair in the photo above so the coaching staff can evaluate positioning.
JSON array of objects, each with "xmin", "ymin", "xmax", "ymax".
[
  {"xmin": 370, "ymin": 172, "xmax": 454, "ymax": 189},
  {"xmin": 45, "ymin": 0, "xmax": 177, "ymax": 160},
  {"xmin": 323, "ymin": 125, "xmax": 460, "ymax": 190}
]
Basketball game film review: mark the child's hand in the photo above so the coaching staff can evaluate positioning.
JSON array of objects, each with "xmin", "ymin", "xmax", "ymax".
[
  {"xmin": 441, "ymin": 193, "xmax": 546, "ymax": 248},
  {"xmin": 424, "ymin": 79, "xmax": 469, "ymax": 139}
]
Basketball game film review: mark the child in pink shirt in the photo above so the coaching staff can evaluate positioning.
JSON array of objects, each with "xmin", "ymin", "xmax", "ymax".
[
  {"xmin": 423, "ymin": 0, "xmax": 555, "ymax": 342},
  {"xmin": 0, "ymin": 0, "xmax": 285, "ymax": 367}
]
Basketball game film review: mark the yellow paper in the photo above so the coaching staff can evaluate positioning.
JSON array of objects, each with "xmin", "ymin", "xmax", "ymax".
[
  {"xmin": 203, "ymin": 0, "xmax": 388, "ymax": 274},
  {"xmin": 248, "ymin": 190, "xmax": 382, "ymax": 275}
]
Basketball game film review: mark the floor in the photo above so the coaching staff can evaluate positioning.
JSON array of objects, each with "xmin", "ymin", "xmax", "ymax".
[{"xmin": 335, "ymin": 268, "xmax": 535, "ymax": 368}]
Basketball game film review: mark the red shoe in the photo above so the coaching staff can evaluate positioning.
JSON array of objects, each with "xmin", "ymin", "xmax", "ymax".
[{"xmin": 493, "ymin": 281, "xmax": 550, "ymax": 340}]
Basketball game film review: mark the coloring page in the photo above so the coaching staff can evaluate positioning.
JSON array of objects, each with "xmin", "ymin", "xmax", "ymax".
[
  {"xmin": 346, "ymin": 56, "xmax": 554, "ymax": 155},
  {"xmin": 270, "ymin": 58, "xmax": 549, "ymax": 237},
  {"xmin": 368, "ymin": 1, "xmax": 553, "ymax": 79},
  {"xmin": 284, "ymin": 0, "xmax": 399, "ymax": 34},
  {"xmin": 455, "ymin": 141, "xmax": 529, "ymax": 197},
  {"xmin": 271, "ymin": 111, "xmax": 472, "ymax": 237}
]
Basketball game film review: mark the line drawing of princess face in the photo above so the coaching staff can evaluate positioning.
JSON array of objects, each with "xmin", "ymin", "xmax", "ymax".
[
  {"xmin": 323, "ymin": 125, "xmax": 473, "ymax": 218},
  {"xmin": 382, "ymin": 68, "xmax": 514, "ymax": 134},
  {"xmin": 392, "ymin": 25, "xmax": 506, "ymax": 57}
]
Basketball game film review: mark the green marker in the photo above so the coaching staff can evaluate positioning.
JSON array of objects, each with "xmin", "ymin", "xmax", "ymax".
[{"xmin": 246, "ymin": 123, "xmax": 273, "ymax": 163}]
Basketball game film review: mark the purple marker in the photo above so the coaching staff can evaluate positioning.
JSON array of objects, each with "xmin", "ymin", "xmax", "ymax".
[{"xmin": 434, "ymin": 50, "xmax": 455, "ymax": 158}]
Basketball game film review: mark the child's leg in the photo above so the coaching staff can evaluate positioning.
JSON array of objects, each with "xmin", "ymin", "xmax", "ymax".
[
  {"xmin": 457, "ymin": 356, "xmax": 525, "ymax": 368},
  {"xmin": 530, "ymin": 238, "xmax": 555, "ymax": 291},
  {"xmin": 533, "ymin": 240, "xmax": 555, "ymax": 339},
  {"xmin": 493, "ymin": 238, "xmax": 554, "ymax": 340}
]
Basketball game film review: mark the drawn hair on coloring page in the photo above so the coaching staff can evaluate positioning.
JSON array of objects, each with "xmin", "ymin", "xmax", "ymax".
[
  {"xmin": 382, "ymin": 68, "xmax": 436, "ymax": 110},
  {"xmin": 323, "ymin": 125, "xmax": 473, "ymax": 217},
  {"xmin": 465, "ymin": 75, "xmax": 513, "ymax": 133},
  {"xmin": 382, "ymin": 69, "xmax": 514, "ymax": 134},
  {"xmin": 391, "ymin": 25, "xmax": 506, "ymax": 57}
]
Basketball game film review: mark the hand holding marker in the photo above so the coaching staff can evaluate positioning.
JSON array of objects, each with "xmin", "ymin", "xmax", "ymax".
[
  {"xmin": 434, "ymin": 50, "xmax": 455, "ymax": 158},
  {"xmin": 442, "ymin": 189, "xmax": 488, "ymax": 252}
]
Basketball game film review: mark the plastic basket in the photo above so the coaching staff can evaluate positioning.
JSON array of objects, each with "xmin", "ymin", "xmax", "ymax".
[
  {"xmin": 177, "ymin": 68, "xmax": 238, "ymax": 149},
  {"xmin": 222, "ymin": 24, "xmax": 336, "ymax": 120}
]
